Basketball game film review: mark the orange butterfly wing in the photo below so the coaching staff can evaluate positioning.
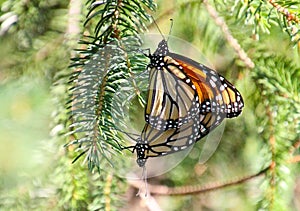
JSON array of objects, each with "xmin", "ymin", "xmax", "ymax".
[{"xmin": 170, "ymin": 53, "xmax": 244, "ymax": 118}]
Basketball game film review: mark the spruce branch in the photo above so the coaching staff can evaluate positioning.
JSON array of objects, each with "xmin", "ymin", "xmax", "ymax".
[
  {"xmin": 268, "ymin": 0, "xmax": 300, "ymax": 24},
  {"xmin": 253, "ymin": 55, "xmax": 300, "ymax": 210},
  {"xmin": 229, "ymin": 0, "xmax": 300, "ymax": 46},
  {"xmin": 267, "ymin": 0, "xmax": 300, "ymax": 47},
  {"xmin": 203, "ymin": 0, "xmax": 255, "ymax": 69},
  {"xmin": 66, "ymin": 0, "xmax": 155, "ymax": 172}
]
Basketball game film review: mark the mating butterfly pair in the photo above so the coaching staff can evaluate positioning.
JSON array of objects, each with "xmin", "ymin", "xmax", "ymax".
[{"xmin": 125, "ymin": 39, "xmax": 244, "ymax": 167}]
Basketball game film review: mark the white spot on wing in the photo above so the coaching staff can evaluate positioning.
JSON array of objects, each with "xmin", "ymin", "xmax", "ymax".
[{"xmin": 209, "ymin": 80, "xmax": 216, "ymax": 88}]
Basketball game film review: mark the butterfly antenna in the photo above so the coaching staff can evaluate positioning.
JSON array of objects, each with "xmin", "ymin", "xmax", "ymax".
[
  {"xmin": 167, "ymin": 18, "xmax": 174, "ymax": 42},
  {"xmin": 114, "ymin": 127, "xmax": 139, "ymax": 141},
  {"xmin": 151, "ymin": 16, "xmax": 165, "ymax": 40}
]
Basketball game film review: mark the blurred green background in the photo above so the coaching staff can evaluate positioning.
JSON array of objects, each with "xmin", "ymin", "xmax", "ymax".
[{"xmin": 0, "ymin": 0, "xmax": 299, "ymax": 210}]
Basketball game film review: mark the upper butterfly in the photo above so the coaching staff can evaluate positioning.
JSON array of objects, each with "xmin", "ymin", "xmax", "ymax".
[{"xmin": 144, "ymin": 39, "xmax": 244, "ymax": 131}]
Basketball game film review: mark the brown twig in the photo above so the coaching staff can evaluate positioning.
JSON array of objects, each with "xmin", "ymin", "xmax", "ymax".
[
  {"xmin": 203, "ymin": 0, "xmax": 255, "ymax": 69},
  {"xmin": 128, "ymin": 166, "xmax": 270, "ymax": 196},
  {"xmin": 268, "ymin": 0, "xmax": 300, "ymax": 24},
  {"xmin": 267, "ymin": 0, "xmax": 300, "ymax": 49}
]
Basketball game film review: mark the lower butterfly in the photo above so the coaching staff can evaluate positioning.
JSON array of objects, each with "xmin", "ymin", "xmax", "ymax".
[{"xmin": 124, "ymin": 111, "xmax": 226, "ymax": 167}]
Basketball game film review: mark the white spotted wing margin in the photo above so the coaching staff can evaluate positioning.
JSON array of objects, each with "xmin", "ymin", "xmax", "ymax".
[
  {"xmin": 123, "ymin": 111, "xmax": 227, "ymax": 168},
  {"xmin": 169, "ymin": 52, "xmax": 244, "ymax": 118}
]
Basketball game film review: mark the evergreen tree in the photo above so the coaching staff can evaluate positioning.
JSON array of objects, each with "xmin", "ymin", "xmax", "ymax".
[{"xmin": 0, "ymin": 0, "xmax": 299, "ymax": 210}]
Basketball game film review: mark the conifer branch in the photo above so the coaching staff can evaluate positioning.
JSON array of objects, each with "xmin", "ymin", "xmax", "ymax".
[
  {"xmin": 267, "ymin": 0, "xmax": 300, "ymax": 48},
  {"xmin": 267, "ymin": 0, "xmax": 300, "ymax": 23},
  {"xmin": 66, "ymin": 0, "xmax": 155, "ymax": 170},
  {"xmin": 203, "ymin": 0, "xmax": 255, "ymax": 69}
]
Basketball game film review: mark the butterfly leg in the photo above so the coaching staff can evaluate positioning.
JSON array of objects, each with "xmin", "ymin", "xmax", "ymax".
[{"xmin": 122, "ymin": 145, "xmax": 136, "ymax": 153}]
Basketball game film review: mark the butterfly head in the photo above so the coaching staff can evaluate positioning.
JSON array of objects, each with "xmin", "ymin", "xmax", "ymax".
[
  {"xmin": 153, "ymin": 39, "xmax": 169, "ymax": 56},
  {"xmin": 137, "ymin": 158, "xmax": 147, "ymax": 167}
]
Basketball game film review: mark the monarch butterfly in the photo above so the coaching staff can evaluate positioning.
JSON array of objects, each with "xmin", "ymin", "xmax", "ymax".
[
  {"xmin": 145, "ymin": 39, "xmax": 244, "ymax": 130},
  {"xmin": 125, "ymin": 111, "xmax": 225, "ymax": 167}
]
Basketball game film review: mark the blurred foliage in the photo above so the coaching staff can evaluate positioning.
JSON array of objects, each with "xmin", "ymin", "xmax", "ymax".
[{"xmin": 0, "ymin": 0, "xmax": 299, "ymax": 210}]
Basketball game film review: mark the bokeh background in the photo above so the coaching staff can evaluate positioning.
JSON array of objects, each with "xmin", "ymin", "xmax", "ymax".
[{"xmin": 0, "ymin": 0, "xmax": 299, "ymax": 210}]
